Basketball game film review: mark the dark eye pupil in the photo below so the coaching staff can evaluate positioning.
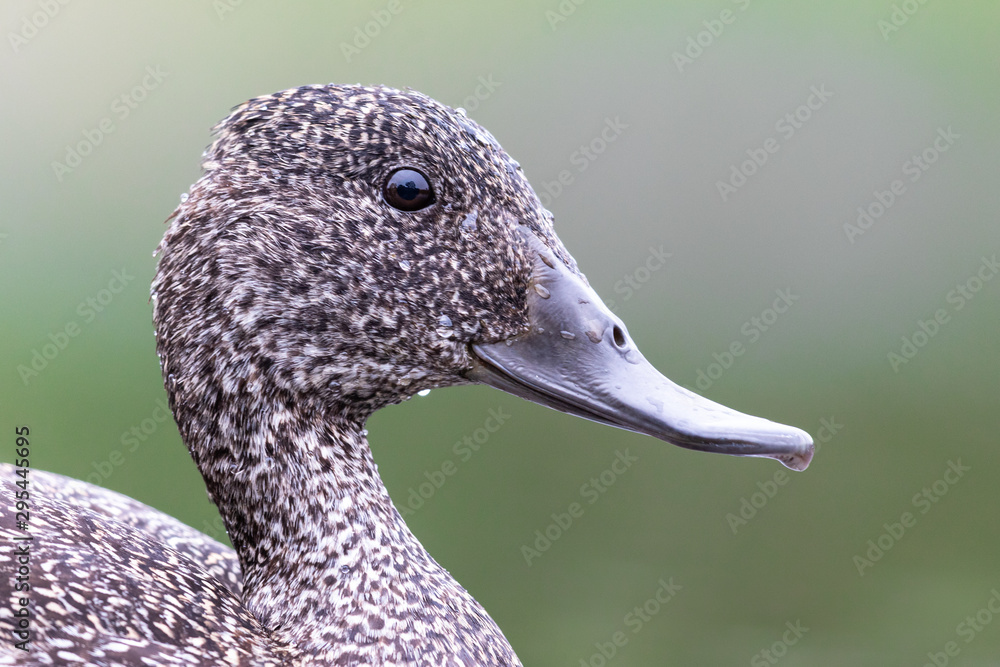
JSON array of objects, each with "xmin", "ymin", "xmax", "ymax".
[
  {"xmin": 396, "ymin": 179, "xmax": 420, "ymax": 201},
  {"xmin": 385, "ymin": 168, "xmax": 433, "ymax": 211}
]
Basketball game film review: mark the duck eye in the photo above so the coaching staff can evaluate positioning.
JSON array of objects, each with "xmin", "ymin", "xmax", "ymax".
[{"xmin": 384, "ymin": 168, "xmax": 434, "ymax": 211}]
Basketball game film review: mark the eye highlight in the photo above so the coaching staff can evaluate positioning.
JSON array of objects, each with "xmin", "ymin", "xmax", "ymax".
[{"xmin": 384, "ymin": 168, "xmax": 434, "ymax": 211}]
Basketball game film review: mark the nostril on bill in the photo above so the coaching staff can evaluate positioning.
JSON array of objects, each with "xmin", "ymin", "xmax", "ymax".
[{"xmin": 612, "ymin": 325, "xmax": 627, "ymax": 349}]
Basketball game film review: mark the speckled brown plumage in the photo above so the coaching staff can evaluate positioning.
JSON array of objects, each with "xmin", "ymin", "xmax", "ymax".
[
  {"xmin": 0, "ymin": 465, "xmax": 286, "ymax": 666},
  {"xmin": 2, "ymin": 84, "xmax": 581, "ymax": 665}
]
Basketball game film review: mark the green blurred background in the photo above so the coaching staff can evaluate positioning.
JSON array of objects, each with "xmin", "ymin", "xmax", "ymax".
[{"xmin": 2, "ymin": 1, "xmax": 999, "ymax": 665}]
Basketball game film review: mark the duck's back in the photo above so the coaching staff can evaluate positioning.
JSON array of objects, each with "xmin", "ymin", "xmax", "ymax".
[{"xmin": 0, "ymin": 463, "xmax": 292, "ymax": 666}]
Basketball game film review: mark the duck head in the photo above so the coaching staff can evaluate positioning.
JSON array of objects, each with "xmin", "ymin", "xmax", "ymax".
[{"xmin": 154, "ymin": 83, "xmax": 812, "ymax": 472}]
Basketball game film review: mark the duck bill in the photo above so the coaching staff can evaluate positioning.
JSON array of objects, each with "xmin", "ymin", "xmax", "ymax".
[{"xmin": 464, "ymin": 228, "xmax": 814, "ymax": 471}]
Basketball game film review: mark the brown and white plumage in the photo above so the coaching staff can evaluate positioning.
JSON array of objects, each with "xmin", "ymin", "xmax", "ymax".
[{"xmin": 4, "ymin": 84, "xmax": 534, "ymax": 666}]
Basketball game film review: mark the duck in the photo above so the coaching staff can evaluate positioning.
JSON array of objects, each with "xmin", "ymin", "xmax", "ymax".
[{"xmin": 0, "ymin": 84, "xmax": 813, "ymax": 666}]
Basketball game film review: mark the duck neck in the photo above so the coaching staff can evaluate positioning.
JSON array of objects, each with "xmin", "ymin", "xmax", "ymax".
[
  {"xmin": 184, "ymin": 390, "xmax": 521, "ymax": 664},
  {"xmin": 195, "ymin": 393, "xmax": 403, "ymax": 632}
]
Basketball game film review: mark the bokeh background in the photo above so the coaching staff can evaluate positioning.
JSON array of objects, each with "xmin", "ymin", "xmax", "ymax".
[{"xmin": 2, "ymin": 2, "xmax": 999, "ymax": 665}]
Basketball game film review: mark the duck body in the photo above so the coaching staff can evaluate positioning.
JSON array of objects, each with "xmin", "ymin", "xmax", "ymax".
[
  {"xmin": 0, "ymin": 465, "xmax": 284, "ymax": 665},
  {"xmin": 0, "ymin": 84, "xmax": 812, "ymax": 666}
]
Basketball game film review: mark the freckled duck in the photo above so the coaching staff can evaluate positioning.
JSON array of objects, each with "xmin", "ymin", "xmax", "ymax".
[{"xmin": 0, "ymin": 84, "xmax": 813, "ymax": 666}]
